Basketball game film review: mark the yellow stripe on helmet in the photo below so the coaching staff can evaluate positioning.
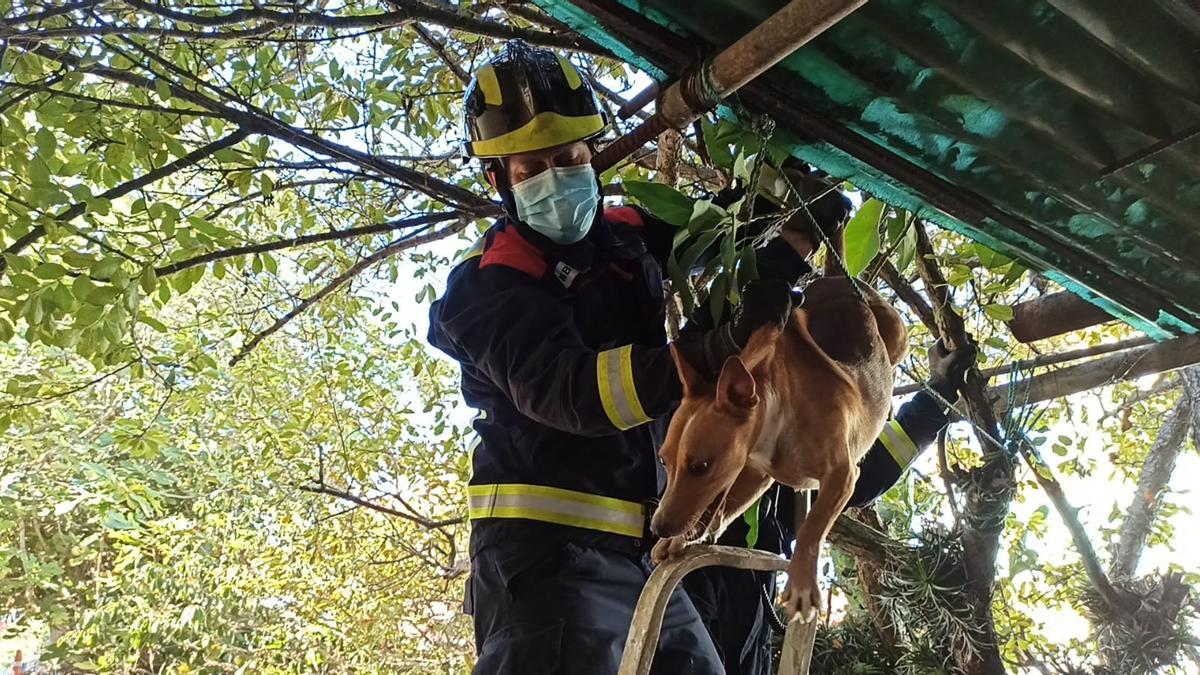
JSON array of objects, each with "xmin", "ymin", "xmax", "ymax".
[
  {"xmin": 557, "ymin": 56, "xmax": 583, "ymax": 90},
  {"xmin": 475, "ymin": 64, "xmax": 502, "ymax": 106},
  {"xmin": 468, "ymin": 111, "xmax": 606, "ymax": 158}
]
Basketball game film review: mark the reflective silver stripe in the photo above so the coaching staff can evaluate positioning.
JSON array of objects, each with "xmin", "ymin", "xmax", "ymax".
[
  {"xmin": 596, "ymin": 345, "xmax": 651, "ymax": 431},
  {"xmin": 878, "ymin": 419, "xmax": 919, "ymax": 467},
  {"xmin": 468, "ymin": 485, "xmax": 643, "ymax": 537}
]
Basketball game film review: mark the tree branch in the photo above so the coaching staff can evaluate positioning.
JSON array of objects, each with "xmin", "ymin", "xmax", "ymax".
[
  {"xmin": 299, "ymin": 484, "xmax": 464, "ymax": 529},
  {"xmin": 1, "ymin": 1, "xmax": 97, "ymax": 26},
  {"xmin": 89, "ymin": 0, "xmax": 607, "ymax": 54},
  {"xmin": 153, "ymin": 211, "xmax": 479, "ymax": 277},
  {"xmin": 22, "ymin": 43, "xmax": 495, "ymax": 215},
  {"xmin": 1109, "ymin": 367, "xmax": 1199, "ymax": 578},
  {"xmin": 413, "ymin": 23, "xmax": 470, "ymax": 84},
  {"xmin": 912, "ymin": 222, "xmax": 1011, "ymax": 675},
  {"xmin": 0, "ymin": 127, "xmax": 248, "ymax": 275},
  {"xmin": 876, "ymin": 260, "xmax": 937, "ymax": 334},
  {"xmin": 988, "ymin": 337, "xmax": 1200, "ymax": 411},
  {"xmin": 229, "ymin": 220, "xmax": 468, "ymax": 365},
  {"xmin": 1016, "ymin": 438, "xmax": 1138, "ymax": 614},
  {"xmin": 893, "ymin": 335, "xmax": 1157, "ymax": 397}
]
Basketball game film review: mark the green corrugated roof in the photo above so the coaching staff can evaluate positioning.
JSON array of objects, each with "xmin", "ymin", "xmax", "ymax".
[{"xmin": 536, "ymin": 0, "xmax": 1200, "ymax": 338}]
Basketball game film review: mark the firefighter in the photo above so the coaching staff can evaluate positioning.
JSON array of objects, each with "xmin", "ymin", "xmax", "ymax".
[
  {"xmin": 682, "ymin": 339, "xmax": 976, "ymax": 675},
  {"xmin": 427, "ymin": 40, "xmax": 852, "ymax": 674}
]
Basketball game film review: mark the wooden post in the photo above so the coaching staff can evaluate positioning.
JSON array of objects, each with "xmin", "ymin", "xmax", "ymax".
[{"xmin": 618, "ymin": 545, "xmax": 817, "ymax": 675}]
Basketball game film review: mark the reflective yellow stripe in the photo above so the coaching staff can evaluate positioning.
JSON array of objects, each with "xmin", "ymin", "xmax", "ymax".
[
  {"xmin": 596, "ymin": 345, "xmax": 652, "ymax": 431},
  {"xmin": 468, "ymin": 111, "xmax": 606, "ymax": 158},
  {"xmin": 557, "ymin": 56, "xmax": 582, "ymax": 90},
  {"xmin": 467, "ymin": 484, "xmax": 643, "ymax": 538},
  {"xmin": 878, "ymin": 419, "xmax": 919, "ymax": 468},
  {"xmin": 475, "ymin": 64, "xmax": 502, "ymax": 105},
  {"xmin": 467, "ymin": 483, "xmax": 641, "ymax": 514}
]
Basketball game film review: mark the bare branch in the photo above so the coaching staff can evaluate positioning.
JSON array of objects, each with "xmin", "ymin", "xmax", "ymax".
[
  {"xmin": 413, "ymin": 23, "xmax": 470, "ymax": 84},
  {"xmin": 876, "ymin": 260, "xmax": 937, "ymax": 334},
  {"xmin": 1016, "ymin": 438, "xmax": 1138, "ymax": 613},
  {"xmin": 299, "ymin": 484, "xmax": 464, "ymax": 530},
  {"xmin": 989, "ymin": 337, "xmax": 1200, "ymax": 410},
  {"xmin": 229, "ymin": 220, "xmax": 468, "ymax": 365},
  {"xmin": 893, "ymin": 336, "xmax": 1157, "ymax": 397},
  {"xmin": 1110, "ymin": 367, "xmax": 1199, "ymax": 578},
  {"xmin": 154, "ymin": 211, "xmax": 479, "ymax": 277}
]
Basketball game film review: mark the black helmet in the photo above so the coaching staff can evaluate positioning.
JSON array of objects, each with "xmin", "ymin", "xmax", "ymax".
[{"xmin": 463, "ymin": 40, "xmax": 607, "ymax": 158}]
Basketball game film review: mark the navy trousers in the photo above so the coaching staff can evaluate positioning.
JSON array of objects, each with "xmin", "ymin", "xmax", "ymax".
[
  {"xmin": 468, "ymin": 540, "xmax": 724, "ymax": 674},
  {"xmin": 683, "ymin": 566, "xmax": 774, "ymax": 675}
]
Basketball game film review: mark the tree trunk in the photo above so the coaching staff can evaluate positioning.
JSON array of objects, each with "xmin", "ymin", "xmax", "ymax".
[
  {"xmin": 986, "ymin": 336, "xmax": 1200, "ymax": 412},
  {"xmin": 1109, "ymin": 367, "xmax": 1200, "ymax": 578},
  {"xmin": 913, "ymin": 224, "xmax": 1011, "ymax": 675}
]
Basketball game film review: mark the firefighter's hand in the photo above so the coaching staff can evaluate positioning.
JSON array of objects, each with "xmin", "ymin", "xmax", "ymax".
[
  {"xmin": 778, "ymin": 171, "xmax": 851, "ymax": 253},
  {"xmin": 730, "ymin": 279, "xmax": 794, "ymax": 348},
  {"xmin": 927, "ymin": 338, "xmax": 977, "ymax": 402},
  {"xmin": 673, "ymin": 280, "xmax": 795, "ymax": 380}
]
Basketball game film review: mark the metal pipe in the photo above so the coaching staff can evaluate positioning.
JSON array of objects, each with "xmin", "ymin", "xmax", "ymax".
[
  {"xmin": 618, "ymin": 81, "xmax": 660, "ymax": 119},
  {"xmin": 592, "ymin": 0, "xmax": 866, "ymax": 171}
]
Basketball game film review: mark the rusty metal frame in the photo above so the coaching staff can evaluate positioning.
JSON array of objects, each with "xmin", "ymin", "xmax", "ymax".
[{"xmin": 566, "ymin": 0, "xmax": 1186, "ymax": 331}]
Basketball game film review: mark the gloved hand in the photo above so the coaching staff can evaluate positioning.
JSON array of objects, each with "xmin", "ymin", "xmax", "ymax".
[
  {"xmin": 927, "ymin": 338, "xmax": 977, "ymax": 403},
  {"xmin": 675, "ymin": 279, "xmax": 796, "ymax": 379},
  {"xmin": 778, "ymin": 170, "xmax": 852, "ymax": 251}
]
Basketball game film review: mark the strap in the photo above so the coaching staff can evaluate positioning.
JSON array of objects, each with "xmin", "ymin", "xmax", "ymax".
[
  {"xmin": 596, "ymin": 345, "xmax": 652, "ymax": 431},
  {"xmin": 878, "ymin": 418, "xmax": 920, "ymax": 468},
  {"xmin": 468, "ymin": 483, "xmax": 644, "ymax": 538}
]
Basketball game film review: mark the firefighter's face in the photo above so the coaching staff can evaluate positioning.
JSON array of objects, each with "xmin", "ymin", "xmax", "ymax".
[{"xmin": 505, "ymin": 141, "xmax": 592, "ymax": 185}]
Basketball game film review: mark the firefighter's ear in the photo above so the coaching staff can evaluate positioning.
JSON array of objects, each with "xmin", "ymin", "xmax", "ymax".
[{"xmin": 671, "ymin": 343, "xmax": 710, "ymax": 397}]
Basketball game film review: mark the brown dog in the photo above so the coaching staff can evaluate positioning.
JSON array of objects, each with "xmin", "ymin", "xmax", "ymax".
[{"xmin": 651, "ymin": 242, "xmax": 908, "ymax": 621}]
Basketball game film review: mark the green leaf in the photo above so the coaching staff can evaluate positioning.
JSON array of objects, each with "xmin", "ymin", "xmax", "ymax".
[
  {"xmin": 621, "ymin": 181, "xmax": 693, "ymax": 227},
  {"xmin": 983, "ymin": 303, "xmax": 1015, "ymax": 321},
  {"xmin": 138, "ymin": 314, "xmax": 168, "ymax": 332},
  {"xmin": 33, "ymin": 262, "xmax": 68, "ymax": 279},
  {"xmin": 90, "ymin": 257, "xmax": 122, "ymax": 280},
  {"xmin": 708, "ymin": 271, "xmax": 729, "ymax": 325},
  {"xmin": 947, "ymin": 264, "xmax": 972, "ymax": 287},
  {"xmin": 700, "ymin": 117, "xmax": 736, "ymax": 169},
  {"xmin": 677, "ymin": 230, "xmax": 721, "ymax": 276},
  {"xmin": 843, "ymin": 199, "xmax": 884, "ymax": 276},
  {"xmin": 35, "ymin": 127, "xmax": 57, "ymax": 157},
  {"xmin": 974, "ymin": 243, "xmax": 1013, "ymax": 270},
  {"xmin": 687, "ymin": 199, "xmax": 728, "ymax": 234},
  {"xmin": 153, "ymin": 77, "xmax": 173, "ymax": 102},
  {"xmin": 139, "ymin": 266, "xmax": 157, "ymax": 294},
  {"xmin": 101, "ymin": 510, "xmax": 136, "ymax": 530}
]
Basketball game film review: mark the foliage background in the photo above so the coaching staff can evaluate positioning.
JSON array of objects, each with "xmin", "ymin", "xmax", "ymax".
[{"xmin": 1, "ymin": 1, "xmax": 1196, "ymax": 673}]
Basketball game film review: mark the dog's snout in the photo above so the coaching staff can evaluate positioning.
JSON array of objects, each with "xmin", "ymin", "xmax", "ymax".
[{"xmin": 650, "ymin": 511, "xmax": 678, "ymax": 538}]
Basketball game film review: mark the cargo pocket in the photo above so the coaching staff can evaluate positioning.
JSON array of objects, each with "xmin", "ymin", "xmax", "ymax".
[{"xmin": 473, "ymin": 619, "xmax": 564, "ymax": 674}]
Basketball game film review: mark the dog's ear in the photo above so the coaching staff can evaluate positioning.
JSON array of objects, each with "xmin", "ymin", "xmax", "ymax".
[
  {"xmin": 671, "ymin": 343, "xmax": 710, "ymax": 396},
  {"xmin": 716, "ymin": 356, "xmax": 758, "ymax": 412}
]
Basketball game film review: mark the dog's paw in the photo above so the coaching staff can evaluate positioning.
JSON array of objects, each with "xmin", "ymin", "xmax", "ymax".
[
  {"xmin": 780, "ymin": 577, "xmax": 821, "ymax": 624},
  {"xmin": 650, "ymin": 535, "xmax": 689, "ymax": 564},
  {"xmin": 780, "ymin": 557, "xmax": 822, "ymax": 623}
]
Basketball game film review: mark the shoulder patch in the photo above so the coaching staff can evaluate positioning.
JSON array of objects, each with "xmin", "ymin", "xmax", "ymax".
[
  {"xmin": 479, "ymin": 225, "xmax": 547, "ymax": 278},
  {"xmin": 604, "ymin": 205, "xmax": 645, "ymax": 227}
]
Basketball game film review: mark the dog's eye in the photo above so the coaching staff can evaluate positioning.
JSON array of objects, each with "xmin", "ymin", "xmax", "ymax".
[
  {"xmin": 657, "ymin": 456, "xmax": 666, "ymax": 466},
  {"xmin": 687, "ymin": 461, "xmax": 710, "ymax": 475}
]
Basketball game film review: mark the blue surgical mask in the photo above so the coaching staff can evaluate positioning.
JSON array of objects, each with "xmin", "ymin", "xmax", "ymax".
[{"xmin": 510, "ymin": 164, "xmax": 599, "ymax": 244}]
